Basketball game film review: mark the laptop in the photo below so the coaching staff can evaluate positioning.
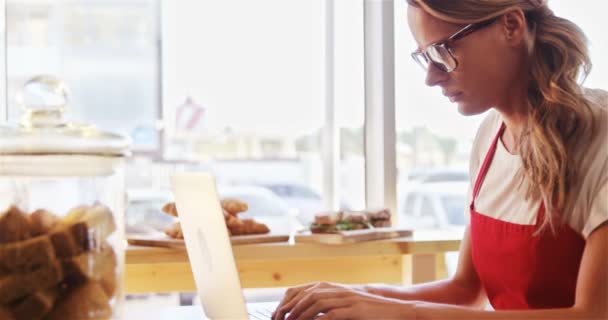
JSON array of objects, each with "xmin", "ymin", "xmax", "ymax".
[{"xmin": 171, "ymin": 172, "xmax": 280, "ymax": 320}]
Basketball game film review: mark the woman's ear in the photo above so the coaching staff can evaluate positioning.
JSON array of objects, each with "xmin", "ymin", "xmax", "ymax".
[{"xmin": 500, "ymin": 9, "xmax": 527, "ymax": 47}]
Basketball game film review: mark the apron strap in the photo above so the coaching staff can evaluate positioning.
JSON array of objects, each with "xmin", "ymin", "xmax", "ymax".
[{"xmin": 471, "ymin": 122, "xmax": 506, "ymax": 206}]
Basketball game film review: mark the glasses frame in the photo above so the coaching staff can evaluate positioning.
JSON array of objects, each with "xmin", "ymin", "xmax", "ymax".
[{"xmin": 411, "ymin": 17, "xmax": 499, "ymax": 73}]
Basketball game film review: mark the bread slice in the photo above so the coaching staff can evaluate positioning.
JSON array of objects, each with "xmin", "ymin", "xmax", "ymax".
[
  {"xmin": 0, "ymin": 236, "xmax": 56, "ymax": 273},
  {"xmin": 314, "ymin": 211, "xmax": 343, "ymax": 225},
  {"xmin": 0, "ymin": 307, "xmax": 15, "ymax": 320},
  {"xmin": 63, "ymin": 204, "xmax": 117, "ymax": 248},
  {"xmin": 45, "ymin": 281, "xmax": 112, "ymax": 320},
  {"xmin": 28, "ymin": 209, "xmax": 60, "ymax": 237},
  {"xmin": 365, "ymin": 208, "xmax": 392, "ymax": 227},
  {"xmin": 0, "ymin": 206, "xmax": 31, "ymax": 244},
  {"xmin": 10, "ymin": 287, "xmax": 59, "ymax": 320},
  {"xmin": 49, "ymin": 222, "xmax": 90, "ymax": 258},
  {"xmin": 62, "ymin": 245, "xmax": 117, "ymax": 291},
  {"xmin": 99, "ymin": 267, "xmax": 117, "ymax": 298},
  {"xmin": 0, "ymin": 260, "xmax": 63, "ymax": 304}
]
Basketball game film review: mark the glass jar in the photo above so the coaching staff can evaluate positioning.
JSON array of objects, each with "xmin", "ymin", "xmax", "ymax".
[{"xmin": 0, "ymin": 76, "xmax": 130, "ymax": 320}]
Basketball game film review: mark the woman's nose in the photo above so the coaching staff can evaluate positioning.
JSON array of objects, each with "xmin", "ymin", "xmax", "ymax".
[{"xmin": 425, "ymin": 63, "xmax": 448, "ymax": 87}]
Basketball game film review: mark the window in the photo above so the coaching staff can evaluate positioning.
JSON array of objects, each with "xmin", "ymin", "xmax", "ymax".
[
  {"xmin": 159, "ymin": 0, "xmax": 366, "ymax": 231},
  {"xmin": 403, "ymin": 192, "xmax": 417, "ymax": 215},
  {"xmin": 3, "ymin": 0, "xmax": 367, "ymax": 235},
  {"xmin": 0, "ymin": 1, "xmax": 5, "ymax": 121},
  {"xmin": 441, "ymin": 194, "xmax": 467, "ymax": 226},
  {"xmin": 5, "ymin": 0, "xmax": 161, "ymax": 153},
  {"xmin": 160, "ymin": 0, "xmax": 326, "ymax": 233}
]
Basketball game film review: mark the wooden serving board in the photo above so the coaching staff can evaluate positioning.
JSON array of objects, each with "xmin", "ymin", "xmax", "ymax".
[
  {"xmin": 294, "ymin": 228, "xmax": 413, "ymax": 245},
  {"xmin": 127, "ymin": 232, "xmax": 290, "ymax": 248}
]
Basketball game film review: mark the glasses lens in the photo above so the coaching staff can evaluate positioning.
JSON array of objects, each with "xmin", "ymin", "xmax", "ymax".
[
  {"xmin": 411, "ymin": 52, "xmax": 429, "ymax": 70},
  {"xmin": 427, "ymin": 45, "xmax": 456, "ymax": 72}
]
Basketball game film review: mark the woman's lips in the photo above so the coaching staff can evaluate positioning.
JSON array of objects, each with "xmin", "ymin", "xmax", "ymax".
[{"xmin": 445, "ymin": 92, "xmax": 463, "ymax": 103}]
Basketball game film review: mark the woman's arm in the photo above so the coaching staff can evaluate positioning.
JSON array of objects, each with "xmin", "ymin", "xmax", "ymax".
[
  {"xmin": 363, "ymin": 227, "xmax": 487, "ymax": 308},
  {"xmin": 273, "ymin": 227, "xmax": 485, "ymax": 320},
  {"xmin": 412, "ymin": 222, "xmax": 608, "ymax": 319},
  {"xmin": 277, "ymin": 224, "xmax": 607, "ymax": 320}
]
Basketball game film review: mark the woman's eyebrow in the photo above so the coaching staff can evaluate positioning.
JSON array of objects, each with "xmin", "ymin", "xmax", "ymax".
[
  {"xmin": 415, "ymin": 24, "xmax": 465, "ymax": 52},
  {"xmin": 415, "ymin": 35, "xmax": 447, "ymax": 53},
  {"xmin": 415, "ymin": 38, "xmax": 440, "ymax": 53}
]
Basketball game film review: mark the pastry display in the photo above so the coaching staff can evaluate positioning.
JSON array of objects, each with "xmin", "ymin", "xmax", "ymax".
[{"xmin": 162, "ymin": 198, "xmax": 270, "ymax": 238}]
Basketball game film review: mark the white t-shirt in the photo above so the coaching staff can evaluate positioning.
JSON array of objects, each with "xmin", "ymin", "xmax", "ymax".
[{"xmin": 465, "ymin": 88, "xmax": 608, "ymax": 239}]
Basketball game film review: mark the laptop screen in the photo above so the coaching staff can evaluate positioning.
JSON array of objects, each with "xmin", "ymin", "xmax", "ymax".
[{"xmin": 172, "ymin": 172, "xmax": 249, "ymax": 319}]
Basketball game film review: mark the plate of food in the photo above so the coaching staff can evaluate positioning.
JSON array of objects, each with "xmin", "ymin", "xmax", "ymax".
[
  {"xmin": 127, "ymin": 198, "xmax": 290, "ymax": 247},
  {"xmin": 294, "ymin": 209, "xmax": 412, "ymax": 245}
]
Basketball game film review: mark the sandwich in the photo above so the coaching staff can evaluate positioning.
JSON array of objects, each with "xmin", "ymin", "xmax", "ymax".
[
  {"xmin": 309, "ymin": 211, "xmax": 343, "ymax": 234},
  {"xmin": 310, "ymin": 209, "xmax": 392, "ymax": 233},
  {"xmin": 366, "ymin": 208, "xmax": 392, "ymax": 228}
]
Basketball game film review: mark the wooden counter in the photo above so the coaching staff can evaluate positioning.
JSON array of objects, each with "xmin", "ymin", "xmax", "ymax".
[{"xmin": 125, "ymin": 229, "xmax": 463, "ymax": 293}]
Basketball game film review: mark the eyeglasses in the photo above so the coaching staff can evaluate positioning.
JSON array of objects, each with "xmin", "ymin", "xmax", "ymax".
[{"xmin": 411, "ymin": 17, "xmax": 499, "ymax": 73}]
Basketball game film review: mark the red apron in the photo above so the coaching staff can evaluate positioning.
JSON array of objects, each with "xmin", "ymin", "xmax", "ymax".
[{"xmin": 470, "ymin": 123, "xmax": 586, "ymax": 310}]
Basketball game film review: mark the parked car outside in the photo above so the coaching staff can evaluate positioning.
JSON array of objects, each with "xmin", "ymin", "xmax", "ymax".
[
  {"xmin": 258, "ymin": 183, "xmax": 354, "ymax": 226},
  {"xmin": 126, "ymin": 188, "xmax": 175, "ymax": 235},
  {"xmin": 398, "ymin": 180, "xmax": 468, "ymax": 229},
  {"xmin": 406, "ymin": 168, "xmax": 469, "ymax": 183},
  {"xmin": 257, "ymin": 183, "xmax": 322, "ymax": 225}
]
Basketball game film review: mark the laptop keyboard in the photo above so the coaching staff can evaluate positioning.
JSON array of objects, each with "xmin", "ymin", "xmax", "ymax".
[
  {"xmin": 248, "ymin": 308, "xmax": 321, "ymax": 320},
  {"xmin": 248, "ymin": 306, "xmax": 274, "ymax": 320}
]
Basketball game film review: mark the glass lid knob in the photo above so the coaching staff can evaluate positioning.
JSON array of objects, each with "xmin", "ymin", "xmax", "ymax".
[{"xmin": 15, "ymin": 75, "xmax": 70, "ymax": 128}]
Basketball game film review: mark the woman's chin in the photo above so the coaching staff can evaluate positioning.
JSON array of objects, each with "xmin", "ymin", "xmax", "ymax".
[{"xmin": 457, "ymin": 102, "xmax": 488, "ymax": 116}]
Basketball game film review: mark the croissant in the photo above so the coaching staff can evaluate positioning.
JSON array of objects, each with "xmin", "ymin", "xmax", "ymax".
[
  {"xmin": 161, "ymin": 203, "xmax": 178, "ymax": 217},
  {"xmin": 220, "ymin": 199, "xmax": 248, "ymax": 216},
  {"xmin": 229, "ymin": 218, "xmax": 270, "ymax": 236},
  {"xmin": 164, "ymin": 221, "xmax": 183, "ymax": 239},
  {"xmin": 224, "ymin": 211, "xmax": 244, "ymax": 229},
  {"xmin": 162, "ymin": 199, "xmax": 269, "ymax": 238}
]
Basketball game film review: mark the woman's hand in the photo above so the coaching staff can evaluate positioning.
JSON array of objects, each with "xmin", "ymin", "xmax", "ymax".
[
  {"xmin": 272, "ymin": 281, "xmax": 415, "ymax": 320},
  {"xmin": 272, "ymin": 282, "xmax": 358, "ymax": 320}
]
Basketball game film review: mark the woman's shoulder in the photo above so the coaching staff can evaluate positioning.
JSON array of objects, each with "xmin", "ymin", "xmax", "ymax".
[
  {"xmin": 581, "ymin": 87, "xmax": 607, "ymax": 149},
  {"xmin": 568, "ymin": 87, "xmax": 608, "ymax": 238},
  {"xmin": 583, "ymin": 87, "xmax": 608, "ymax": 109},
  {"xmin": 572, "ymin": 87, "xmax": 607, "ymax": 201}
]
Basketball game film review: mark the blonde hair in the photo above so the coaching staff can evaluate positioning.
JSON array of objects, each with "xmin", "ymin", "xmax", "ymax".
[{"xmin": 408, "ymin": 0, "xmax": 596, "ymax": 233}]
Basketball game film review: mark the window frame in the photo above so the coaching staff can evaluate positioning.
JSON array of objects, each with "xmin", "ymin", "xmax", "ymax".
[
  {"xmin": 363, "ymin": 0, "xmax": 398, "ymax": 218},
  {"xmin": 0, "ymin": 0, "xmax": 6, "ymax": 122}
]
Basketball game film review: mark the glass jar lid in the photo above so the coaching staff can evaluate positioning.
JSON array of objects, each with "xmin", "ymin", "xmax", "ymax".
[{"xmin": 0, "ymin": 75, "xmax": 130, "ymax": 156}]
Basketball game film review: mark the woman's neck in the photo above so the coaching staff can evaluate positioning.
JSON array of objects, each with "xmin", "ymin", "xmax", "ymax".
[
  {"xmin": 500, "ymin": 112, "xmax": 527, "ymax": 155},
  {"xmin": 495, "ymin": 88, "xmax": 529, "ymax": 155}
]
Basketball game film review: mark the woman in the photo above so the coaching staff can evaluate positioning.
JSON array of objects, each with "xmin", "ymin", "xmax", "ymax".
[{"xmin": 272, "ymin": 0, "xmax": 607, "ymax": 319}]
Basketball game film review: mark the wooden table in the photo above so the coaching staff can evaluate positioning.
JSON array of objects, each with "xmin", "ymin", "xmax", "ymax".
[
  {"xmin": 125, "ymin": 229, "xmax": 463, "ymax": 293},
  {"xmin": 125, "ymin": 305, "xmax": 204, "ymax": 319}
]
